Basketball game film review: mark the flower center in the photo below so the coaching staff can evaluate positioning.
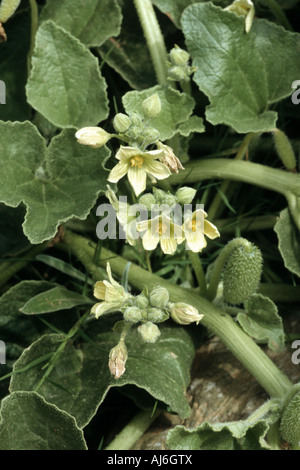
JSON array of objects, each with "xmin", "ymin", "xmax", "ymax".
[
  {"xmin": 155, "ymin": 220, "xmax": 168, "ymax": 236},
  {"xmin": 188, "ymin": 218, "xmax": 201, "ymax": 232},
  {"xmin": 130, "ymin": 155, "xmax": 144, "ymax": 169}
]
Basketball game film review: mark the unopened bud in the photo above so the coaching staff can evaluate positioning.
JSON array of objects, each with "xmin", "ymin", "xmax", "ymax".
[
  {"xmin": 147, "ymin": 307, "xmax": 168, "ymax": 323},
  {"xmin": 142, "ymin": 93, "xmax": 162, "ymax": 118},
  {"xmin": 168, "ymin": 65, "xmax": 187, "ymax": 82},
  {"xmin": 142, "ymin": 127, "xmax": 160, "ymax": 145},
  {"xmin": 123, "ymin": 306, "xmax": 143, "ymax": 324},
  {"xmin": 75, "ymin": 127, "xmax": 111, "ymax": 148},
  {"xmin": 169, "ymin": 45, "xmax": 190, "ymax": 66},
  {"xmin": 169, "ymin": 302, "xmax": 204, "ymax": 325},
  {"xmin": 135, "ymin": 293, "xmax": 150, "ymax": 309},
  {"xmin": 149, "ymin": 286, "xmax": 169, "ymax": 308},
  {"xmin": 176, "ymin": 187, "xmax": 197, "ymax": 205},
  {"xmin": 113, "ymin": 113, "xmax": 132, "ymax": 133},
  {"xmin": 138, "ymin": 322, "xmax": 161, "ymax": 343},
  {"xmin": 108, "ymin": 341, "xmax": 128, "ymax": 379},
  {"xmin": 139, "ymin": 193, "xmax": 156, "ymax": 210},
  {"xmin": 224, "ymin": 0, "xmax": 255, "ymax": 33}
]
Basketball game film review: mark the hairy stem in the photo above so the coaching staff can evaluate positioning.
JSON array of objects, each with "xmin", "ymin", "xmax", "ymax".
[
  {"xmin": 188, "ymin": 251, "xmax": 208, "ymax": 297},
  {"xmin": 133, "ymin": 0, "xmax": 168, "ymax": 85},
  {"xmin": 169, "ymin": 158, "xmax": 300, "ymax": 198}
]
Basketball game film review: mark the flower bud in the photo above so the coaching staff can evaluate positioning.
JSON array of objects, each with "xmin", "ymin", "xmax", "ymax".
[
  {"xmin": 75, "ymin": 127, "xmax": 111, "ymax": 148},
  {"xmin": 272, "ymin": 128, "xmax": 296, "ymax": 171},
  {"xmin": 161, "ymin": 193, "xmax": 178, "ymax": 207},
  {"xmin": 147, "ymin": 307, "xmax": 168, "ymax": 323},
  {"xmin": 149, "ymin": 286, "xmax": 169, "ymax": 308},
  {"xmin": 169, "ymin": 302, "xmax": 204, "ymax": 325},
  {"xmin": 108, "ymin": 341, "xmax": 128, "ymax": 379},
  {"xmin": 142, "ymin": 93, "xmax": 162, "ymax": 118},
  {"xmin": 224, "ymin": 0, "xmax": 255, "ymax": 33},
  {"xmin": 280, "ymin": 391, "xmax": 300, "ymax": 446},
  {"xmin": 135, "ymin": 293, "xmax": 150, "ymax": 309},
  {"xmin": 223, "ymin": 240, "xmax": 263, "ymax": 305},
  {"xmin": 168, "ymin": 65, "xmax": 187, "ymax": 82},
  {"xmin": 138, "ymin": 322, "xmax": 161, "ymax": 343},
  {"xmin": 139, "ymin": 193, "xmax": 156, "ymax": 210},
  {"xmin": 123, "ymin": 306, "xmax": 143, "ymax": 324},
  {"xmin": 113, "ymin": 113, "xmax": 132, "ymax": 133},
  {"xmin": 176, "ymin": 187, "xmax": 197, "ymax": 205},
  {"xmin": 169, "ymin": 45, "xmax": 190, "ymax": 66}
]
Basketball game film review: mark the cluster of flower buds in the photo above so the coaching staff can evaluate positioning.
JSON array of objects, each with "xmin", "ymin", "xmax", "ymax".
[
  {"xmin": 91, "ymin": 265, "xmax": 204, "ymax": 378},
  {"xmin": 113, "ymin": 93, "xmax": 162, "ymax": 149},
  {"xmin": 167, "ymin": 45, "xmax": 197, "ymax": 83}
]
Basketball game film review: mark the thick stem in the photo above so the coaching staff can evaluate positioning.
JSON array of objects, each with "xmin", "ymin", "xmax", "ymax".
[
  {"xmin": 285, "ymin": 191, "xmax": 300, "ymax": 232},
  {"xmin": 168, "ymin": 158, "xmax": 300, "ymax": 198},
  {"xmin": 62, "ymin": 230, "xmax": 293, "ymax": 399},
  {"xmin": 133, "ymin": 0, "xmax": 168, "ymax": 85},
  {"xmin": 104, "ymin": 409, "xmax": 161, "ymax": 450}
]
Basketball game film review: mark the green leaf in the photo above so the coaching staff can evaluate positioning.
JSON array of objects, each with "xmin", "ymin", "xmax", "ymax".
[
  {"xmin": 10, "ymin": 326, "xmax": 195, "ymax": 428},
  {"xmin": 26, "ymin": 20, "xmax": 109, "ymax": 128},
  {"xmin": 0, "ymin": 8, "xmax": 31, "ymax": 121},
  {"xmin": 0, "ymin": 391, "xmax": 87, "ymax": 450},
  {"xmin": 181, "ymin": 3, "xmax": 300, "ymax": 133},
  {"xmin": 40, "ymin": 0, "xmax": 122, "ymax": 47},
  {"xmin": 167, "ymin": 400, "xmax": 281, "ymax": 450},
  {"xmin": 122, "ymin": 85, "xmax": 195, "ymax": 140},
  {"xmin": 274, "ymin": 208, "xmax": 300, "ymax": 277},
  {"xmin": 21, "ymin": 286, "xmax": 92, "ymax": 315},
  {"xmin": 177, "ymin": 115, "xmax": 205, "ymax": 137},
  {"xmin": 0, "ymin": 122, "xmax": 110, "ymax": 244},
  {"xmin": 237, "ymin": 294, "xmax": 285, "ymax": 352},
  {"xmin": 98, "ymin": 1, "xmax": 156, "ymax": 90},
  {"xmin": 0, "ymin": 281, "xmax": 77, "ymax": 354}
]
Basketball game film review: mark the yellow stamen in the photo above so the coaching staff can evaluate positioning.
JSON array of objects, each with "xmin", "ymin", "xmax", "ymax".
[
  {"xmin": 155, "ymin": 221, "xmax": 168, "ymax": 236},
  {"xmin": 130, "ymin": 155, "xmax": 144, "ymax": 169}
]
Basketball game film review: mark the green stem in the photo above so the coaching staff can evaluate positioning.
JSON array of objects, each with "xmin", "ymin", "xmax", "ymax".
[
  {"xmin": 168, "ymin": 158, "xmax": 300, "ymax": 198},
  {"xmin": 188, "ymin": 251, "xmax": 207, "ymax": 297},
  {"xmin": 62, "ymin": 230, "xmax": 293, "ymax": 399},
  {"xmin": 28, "ymin": 0, "xmax": 38, "ymax": 73},
  {"xmin": 207, "ymin": 133, "xmax": 256, "ymax": 221},
  {"xmin": 133, "ymin": 0, "xmax": 168, "ymax": 85},
  {"xmin": 207, "ymin": 237, "xmax": 253, "ymax": 301},
  {"xmin": 104, "ymin": 409, "xmax": 161, "ymax": 450}
]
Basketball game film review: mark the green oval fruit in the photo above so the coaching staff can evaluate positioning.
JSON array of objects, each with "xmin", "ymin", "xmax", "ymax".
[
  {"xmin": 280, "ymin": 391, "xmax": 300, "ymax": 446},
  {"xmin": 223, "ymin": 242, "xmax": 263, "ymax": 305}
]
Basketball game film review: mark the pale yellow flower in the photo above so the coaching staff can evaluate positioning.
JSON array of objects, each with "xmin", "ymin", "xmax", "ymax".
[
  {"xmin": 169, "ymin": 302, "xmax": 204, "ymax": 325},
  {"xmin": 183, "ymin": 209, "xmax": 220, "ymax": 252},
  {"xmin": 107, "ymin": 146, "xmax": 171, "ymax": 197},
  {"xmin": 105, "ymin": 185, "xmax": 138, "ymax": 246},
  {"xmin": 137, "ymin": 213, "xmax": 184, "ymax": 255},
  {"xmin": 91, "ymin": 262, "xmax": 131, "ymax": 318}
]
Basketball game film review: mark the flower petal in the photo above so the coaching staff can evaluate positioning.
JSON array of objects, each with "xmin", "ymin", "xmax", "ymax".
[
  {"xmin": 144, "ymin": 158, "xmax": 171, "ymax": 180},
  {"xmin": 127, "ymin": 166, "xmax": 147, "ymax": 196},
  {"xmin": 115, "ymin": 146, "xmax": 140, "ymax": 161},
  {"xmin": 142, "ymin": 229, "xmax": 160, "ymax": 251},
  {"xmin": 108, "ymin": 161, "xmax": 128, "ymax": 183},
  {"xmin": 160, "ymin": 237, "xmax": 177, "ymax": 255},
  {"xmin": 94, "ymin": 281, "xmax": 106, "ymax": 300},
  {"xmin": 185, "ymin": 231, "xmax": 207, "ymax": 252},
  {"xmin": 204, "ymin": 219, "xmax": 220, "ymax": 239}
]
